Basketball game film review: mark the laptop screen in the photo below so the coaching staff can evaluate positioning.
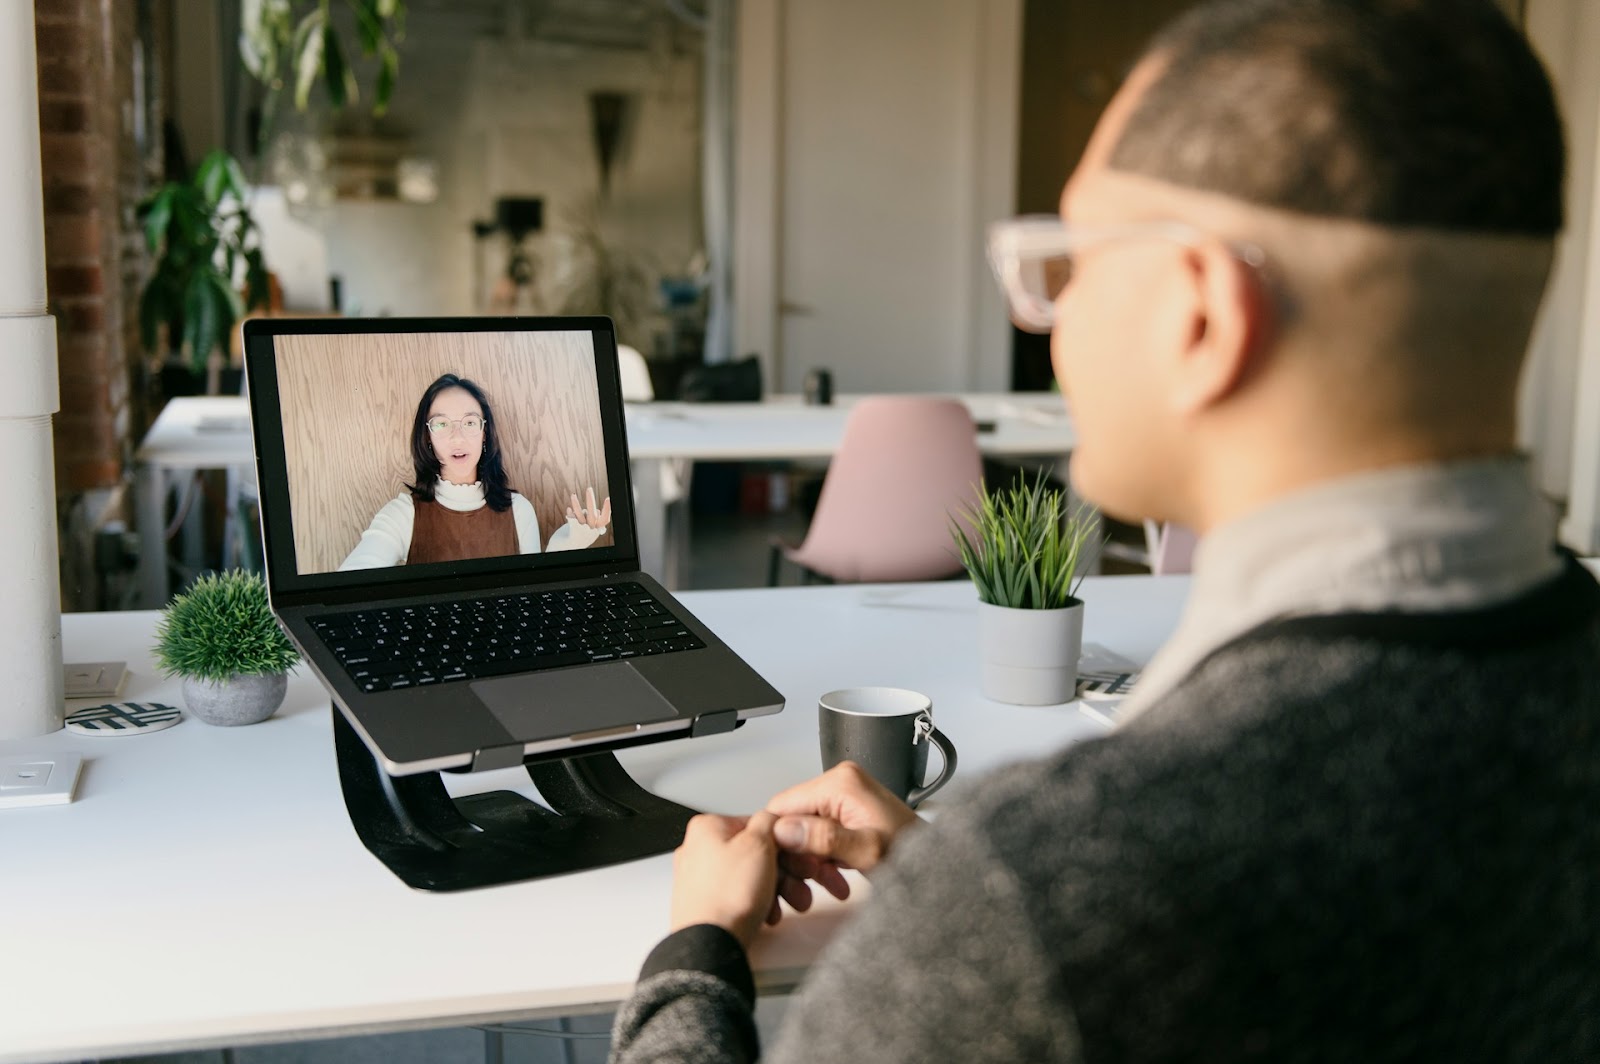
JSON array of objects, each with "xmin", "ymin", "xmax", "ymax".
[{"xmin": 243, "ymin": 316, "xmax": 637, "ymax": 600}]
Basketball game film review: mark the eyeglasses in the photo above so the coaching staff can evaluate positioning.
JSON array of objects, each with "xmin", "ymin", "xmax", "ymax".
[
  {"xmin": 426, "ymin": 414, "xmax": 486, "ymax": 436},
  {"xmin": 986, "ymin": 216, "xmax": 1266, "ymax": 333}
]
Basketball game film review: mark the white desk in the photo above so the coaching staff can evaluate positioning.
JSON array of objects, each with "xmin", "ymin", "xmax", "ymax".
[
  {"xmin": 0, "ymin": 575, "xmax": 1185, "ymax": 1063},
  {"xmin": 132, "ymin": 394, "xmax": 1074, "ymax": 603},
  {"xmin": 626, "ymin": 394, "xmax": 1076, "ymax": 586},
  {"xmin": 135, "ymin": 396, "xmax": 254, "ymax": 607}
]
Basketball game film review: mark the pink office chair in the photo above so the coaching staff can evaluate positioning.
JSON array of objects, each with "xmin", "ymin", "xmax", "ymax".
[
  {"xmin": 1143, "ymin": 520, "xmax": 1198, "ymax": 575},
  {"xmin": 770, "ymin": 396, "xmax": 984, "ymax": 584}
]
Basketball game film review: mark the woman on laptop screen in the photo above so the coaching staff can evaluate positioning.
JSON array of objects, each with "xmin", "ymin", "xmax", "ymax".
[{"xmin": 338, "ymin": 373, "xmax": 610, "ymax": 570}]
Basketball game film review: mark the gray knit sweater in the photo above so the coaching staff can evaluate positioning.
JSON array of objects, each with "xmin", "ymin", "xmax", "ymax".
[{"xmin": 610, "ymin": 558, "xmax": 1600, "ymax": 1062}]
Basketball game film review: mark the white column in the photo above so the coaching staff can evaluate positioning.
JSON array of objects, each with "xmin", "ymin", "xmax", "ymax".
[{"xmin": 0, "ymin": 3, "xmax": 65, "ymax": 739}]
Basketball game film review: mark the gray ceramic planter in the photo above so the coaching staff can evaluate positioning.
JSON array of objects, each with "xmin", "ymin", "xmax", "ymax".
[
  {"xmin": 976, "ymin": 600, "xmax": 1084, "ymax": 705},
  {"xmin": 181, "ymin": 672, "xmax": 289, "ymax": 727}
]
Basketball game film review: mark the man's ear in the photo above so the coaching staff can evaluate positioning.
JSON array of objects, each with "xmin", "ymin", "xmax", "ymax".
[{"xmin": 1168, "ymin": 242, "xmax": 1271, "ymax": 414}]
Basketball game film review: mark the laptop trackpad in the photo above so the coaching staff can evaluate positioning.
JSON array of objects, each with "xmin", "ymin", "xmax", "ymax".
[{"xmin": 472, "ymin": 663, "xmax": 680, "ymax": 743}]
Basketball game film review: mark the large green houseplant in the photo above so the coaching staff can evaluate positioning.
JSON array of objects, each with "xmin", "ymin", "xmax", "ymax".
[
  {"xmin": 241, "ymin": 0, "xmax": 408, "ymax": 126},
  {"xmin": 137, "ymin": 1, "xmax": 410, "ymax": 391},
  {"xmin": 155, "ymin": 570, "xmax": 300, "ymax": 726},
  {"xmin": 952, "ymin": 473, "xmax": 1099, "ymax": 704},
  {"xmin": 138, "ymin": 150, "xmax": 272, "ymax": 389}
]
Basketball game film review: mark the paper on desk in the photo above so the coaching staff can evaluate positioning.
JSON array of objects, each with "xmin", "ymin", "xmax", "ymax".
[
  {"xmin": 1076, "ymin": 643, "xmax": 1142, "ymax": 729},
  {"xmin": 995, "ymin": 400, "xmax": 1070, "ymax": 426}
]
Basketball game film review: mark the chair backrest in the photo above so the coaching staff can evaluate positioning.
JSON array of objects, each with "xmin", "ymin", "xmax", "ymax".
[
  {"xmin": 1149, "ymin": 521, "xmax": 1197, "ymax": 575},
  {"xmin": 617, "ymin": 344, "xmax": 654, "ymax": 401},
  {"xmin": 678, "ymin": 355, "xmax": 762, "ymax": 402},
  {"xmin": 789, "ymin": 396, "xmax": 983, "ymax": 582}
]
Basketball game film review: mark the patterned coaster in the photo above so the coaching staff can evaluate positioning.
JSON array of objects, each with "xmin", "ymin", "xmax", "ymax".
[{"xmin": 65, "ymin": 702, "xmax": 182, "ymax": 735}]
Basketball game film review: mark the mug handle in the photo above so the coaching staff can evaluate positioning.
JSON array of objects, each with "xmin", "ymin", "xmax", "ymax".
[{"xmin": 905, "ymin": 724, "xmax": 958, "ymax": 808}]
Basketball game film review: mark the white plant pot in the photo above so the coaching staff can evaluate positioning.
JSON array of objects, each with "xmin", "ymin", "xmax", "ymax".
[
  {"xmin": 976, "ymin": 600, "xmax": 1084, "ymax": 706},
  {"xmin": 181, "ymin": 673, "xmax": 289, "ymax": 727}
]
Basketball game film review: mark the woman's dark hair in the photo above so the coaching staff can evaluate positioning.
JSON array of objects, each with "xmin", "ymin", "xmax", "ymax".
[{"xmin": 406, "ymin": 373, "xmax": 515, "ymax": 512}]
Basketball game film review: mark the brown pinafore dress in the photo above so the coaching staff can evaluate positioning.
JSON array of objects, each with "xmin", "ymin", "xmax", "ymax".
[{"xmin": 406, "ymin": 498, "xmax": 519, "ymax": 564}]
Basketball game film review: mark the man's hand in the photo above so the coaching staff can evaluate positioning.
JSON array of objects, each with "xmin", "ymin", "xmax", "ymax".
[
  {"xmin": 669, "ymin": 812, "xmax": 782, "ymax": 950},
  {"xmin": 763, "ymin": 762, "xmax": 921, "ymax": 914}
]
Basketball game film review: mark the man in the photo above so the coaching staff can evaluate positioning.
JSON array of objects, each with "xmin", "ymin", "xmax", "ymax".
[{"xmin": 610, "ymin": 1, "xmax": 1600, "ymax": 1059}]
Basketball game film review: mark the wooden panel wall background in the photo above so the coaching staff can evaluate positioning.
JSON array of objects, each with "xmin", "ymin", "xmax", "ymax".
[{"xmin": 275, "ymin": 331, "xmax": 614, "ymax": 574}]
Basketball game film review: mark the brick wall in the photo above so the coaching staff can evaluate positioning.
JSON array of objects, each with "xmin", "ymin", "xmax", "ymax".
[
  {"xmin": 36, "ymin": 0, "xmax": 161, "ymax": 609},
  {"xmin": 35, "ymin": 0, "xmax": 153, "ymax": 496}
]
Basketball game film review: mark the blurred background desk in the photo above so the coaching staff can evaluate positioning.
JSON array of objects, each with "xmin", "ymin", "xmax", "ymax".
[
  {"xmin": 132, "ymin": 393, "xmax": 1073, "ymax": 603},
  {"xmin": 2, "ymin": 574, "xmax": 1184, "ymax": 1063},
  {"xmin": 135, "ymin": 396, "xmax": 254, "ymax": 607},
  {"xmin": 628, "ymin": 393, "xmax": 1075, "ymax": 587}
]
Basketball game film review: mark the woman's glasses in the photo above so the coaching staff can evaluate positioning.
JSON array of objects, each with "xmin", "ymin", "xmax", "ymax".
[{"xmin": 427, "ymin": 414, "xmax": 486, "ymax": 436}]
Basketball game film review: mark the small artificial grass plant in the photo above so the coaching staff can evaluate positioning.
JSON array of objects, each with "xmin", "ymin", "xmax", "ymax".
[
  {"xmin": 154, "ymin": 570, "xmax": 300, "ymax": 683},
  {"xmin": 951, "ymin": 473, "xmax": 1099, "ymax": 610}
]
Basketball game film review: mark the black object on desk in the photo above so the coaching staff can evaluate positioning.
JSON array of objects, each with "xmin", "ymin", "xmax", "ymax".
[
  {"xmin": 803, "ymin": 368, "xmax": 833, "ymax": 405},
  {"xmin": 333, "ymin": 707, "xmax": 699, "ymax": 891},
  {"xmin": 679, "ymin": 355, "xmax": 763, "ymax": 402}
]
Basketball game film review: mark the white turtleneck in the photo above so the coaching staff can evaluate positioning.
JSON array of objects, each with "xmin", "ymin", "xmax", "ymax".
[{"xmin": 337, "ymin": 479, "xmax": 605, "ymax": 570}]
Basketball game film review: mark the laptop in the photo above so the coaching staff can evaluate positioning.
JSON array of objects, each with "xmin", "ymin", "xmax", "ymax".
[{"xmin": 242, "ymin": 315, "xmax": 785, "ymax": 776}]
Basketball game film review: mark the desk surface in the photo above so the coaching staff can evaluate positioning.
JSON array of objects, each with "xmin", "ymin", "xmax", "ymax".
[
  {"xmin": 135, "ymin": 392, "xmax": 1072, "ymax": 465},
  {"xmin": 135, "ymin": 395, "xmax": 254, "ymax": 468},
  {"xmin": 0, "ymin": 576, "xmax": 1184, "ymax": 1063},
  {"xmin": 625, "ymin": 393, "xmax": 1073, "ymax": 460}
]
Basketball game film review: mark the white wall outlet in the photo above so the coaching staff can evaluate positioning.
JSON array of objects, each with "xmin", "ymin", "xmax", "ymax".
[{"xmin": 0, "ymin": 754, "xmax": 83, "ymax": 808}]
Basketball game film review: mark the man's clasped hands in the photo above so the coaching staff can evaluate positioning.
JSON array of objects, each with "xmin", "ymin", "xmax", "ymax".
[{"xmin": 668, "ymin": 762, "xmax": 924, "ymax": 949}]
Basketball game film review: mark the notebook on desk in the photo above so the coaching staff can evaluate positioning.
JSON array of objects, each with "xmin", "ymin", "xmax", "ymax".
[{"xmin": 242, "ymin": 315, "xmax": 783, "ymax": 775}]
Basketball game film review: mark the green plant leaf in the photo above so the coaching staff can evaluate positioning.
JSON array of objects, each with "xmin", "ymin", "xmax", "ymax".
[
  {"xmin": 244, "ymin": 247, "xmax": 272, "ymax": 311},
  {"xmin": 240, "ymin": 0, "xmax": 281, "ymax": 78},
  {"xmin": 220, "ymin": 152, "xmax": 251, "ymax": 204},
  {"xmin": 209, "ymin": 270, "xmax": 244, "ymax": 338},
  {"xmin": 182, "ymin": 269, "xmax": 239, "ymax": 371},
  {"xmin": 291, "ymin": 8, "xmax": 327, "ymax": 111},
  {"xmin": 196, "ymin": 149, "xmax": 231, "ymax": 207},
  {"xmin": 354, "ymin": 0, "xmax": 383, "ymax": 52},
  {"xmin": 374, "ymin": 43, "xmax": 398, "ymax": 117},
  {"xmin": 321, "ymin": 23, "xmax": 356, "ymax": 108},
  {"xmin": 139, "ymin": 185, "xmax": 175, "ymax": 251},
  {"xmin": 183, "ymin": 271, "xmax": 215, "ymax": 370}
]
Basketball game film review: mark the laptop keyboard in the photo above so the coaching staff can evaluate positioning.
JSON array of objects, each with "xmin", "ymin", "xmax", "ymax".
[{"xmin": 309, "ymin": 582, "xmax": 705, "ymax": 694}]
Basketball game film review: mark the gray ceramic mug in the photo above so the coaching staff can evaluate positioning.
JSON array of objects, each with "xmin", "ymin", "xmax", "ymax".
[{"xmin": 818, "ymin": 687, "xmax": 957, "ymax": 808}]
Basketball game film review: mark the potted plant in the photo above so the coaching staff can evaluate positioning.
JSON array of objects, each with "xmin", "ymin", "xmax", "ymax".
[
  {"xmin": 952, "ymin": 473, "xmax": 1099, "ymax": 705},
  {"xmin": 138, "ymin": 150, "xmax": 272, "ymax": 395},
  {"xmin": 154, "ymin": 570, "xmax": 301, "ymax": 726},
  {"xmin": 138, "ymin": 1, "xmax": 409, "ymax": 395}
]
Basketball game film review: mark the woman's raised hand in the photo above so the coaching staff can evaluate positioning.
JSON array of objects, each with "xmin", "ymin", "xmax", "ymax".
[{"xmin": 567, "ymin": 487, "xmax": 612, "ymax": 531}]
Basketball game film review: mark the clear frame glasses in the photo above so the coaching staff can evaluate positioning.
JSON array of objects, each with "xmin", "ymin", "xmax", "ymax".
[
  {"xmin": 986, "ymin": 215, "xmax": 1265, "ymax": 333},
  {"xmin": 426, "ymin": 414, "xmax": 486, "ymax": 436}
]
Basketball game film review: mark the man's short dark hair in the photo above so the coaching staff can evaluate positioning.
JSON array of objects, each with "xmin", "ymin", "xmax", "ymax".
[{"xmin": 1109, "ymin": 0, "xmax": 1565, "ymax": 236}]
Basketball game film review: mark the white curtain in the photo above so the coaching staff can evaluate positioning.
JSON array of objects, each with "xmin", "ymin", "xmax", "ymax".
[
  {"xmin": 701, "ymin": 0, "xmax": 736, "ymax": 364},
  {"xmin": 1522, "ymin": 1, "xmax": 1600, "ymax": 551}
]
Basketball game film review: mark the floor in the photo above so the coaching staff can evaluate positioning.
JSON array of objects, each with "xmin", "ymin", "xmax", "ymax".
[{"xmin": 103, "ymin": 475, "xmax": 1144, "ymax": 1064}]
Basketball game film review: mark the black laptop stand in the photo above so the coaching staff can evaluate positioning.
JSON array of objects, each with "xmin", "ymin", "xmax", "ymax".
[{"xmin": 332, "ymin": 707, "xmax": 697, "ymax": 892}]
